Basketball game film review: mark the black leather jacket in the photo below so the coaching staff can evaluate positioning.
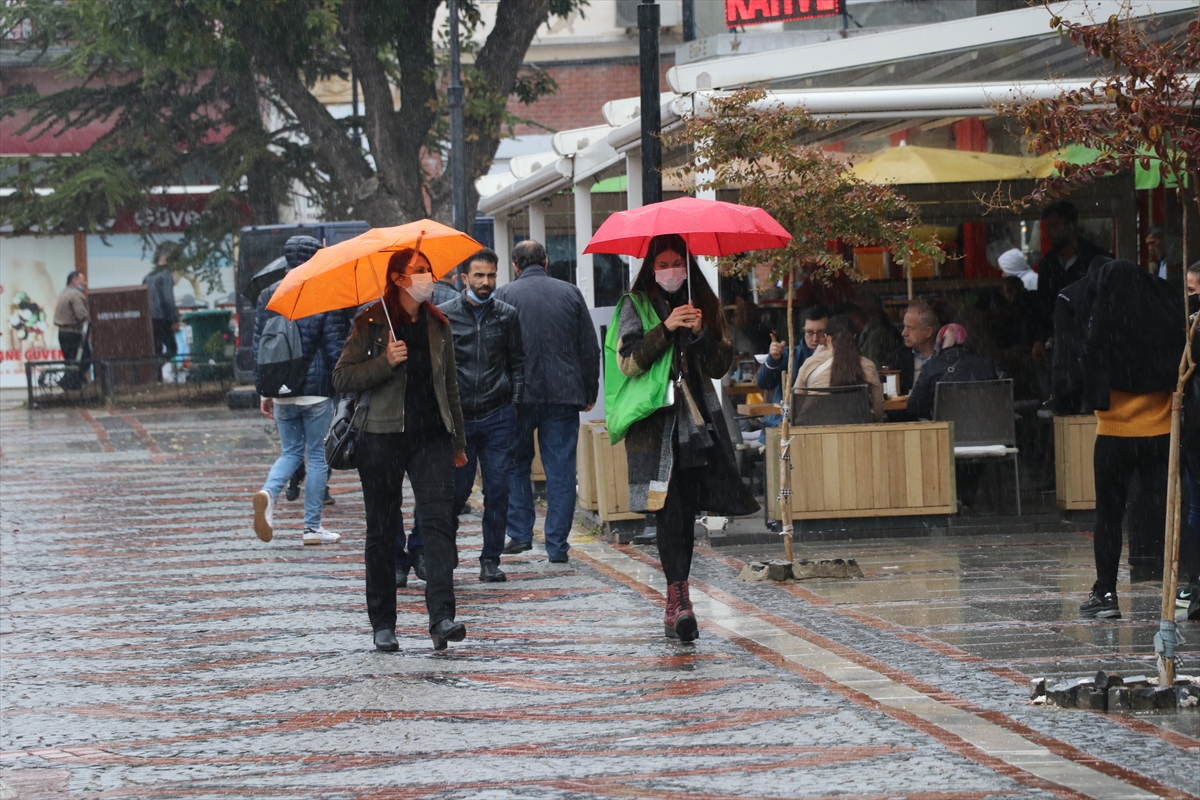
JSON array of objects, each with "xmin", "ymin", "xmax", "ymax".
[{"xmin": 438, "ymin": 293, "xmax": 526, "ymax": 421}]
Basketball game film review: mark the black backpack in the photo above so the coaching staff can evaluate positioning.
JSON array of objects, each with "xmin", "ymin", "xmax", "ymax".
[{"xmin": 255, "ymin": 312, "xmax": 311, "ymax": 398}]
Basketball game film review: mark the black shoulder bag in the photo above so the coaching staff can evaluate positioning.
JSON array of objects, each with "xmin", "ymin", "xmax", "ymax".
[{"xmin": 324, "ymin": 331, "xmax": 380, "ymax": 471}]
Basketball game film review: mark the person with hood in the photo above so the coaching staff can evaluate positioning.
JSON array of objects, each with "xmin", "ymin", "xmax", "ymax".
[
  {"xmin": 332, "ymin": 247, "xmax": 468, "ymax": 652},
  {"xmin": 998, "ymin": 247, "xmax": 1038, "ymax": 292},
  {"xmin": 1050, "ymin": 259, "xmax": 1183, "ymax": 619},
  {"xmin": 611, "ymin": 234, "xmax": 759, "ymax": 642},
  {"xmin": 251, "ymin": 235, "xmax": 348, "ymax": 546}
]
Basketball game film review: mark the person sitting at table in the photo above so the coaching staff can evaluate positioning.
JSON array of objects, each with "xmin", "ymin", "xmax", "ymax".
[
  {"xmin": 905, "ymin": 323, "xmax": 998, "ymax": 422},
  {"xmin": 729, "ymin": 295, "xmax": 772, "ymax": 357},
  {"xmin": 793, "ymin": 314, "xmax": 884, "ymax": 421},
  {"xmin": 882, "ymin": 299, "xmax": 938, "ymax": 397},
  {"xmin": 754, "ymin": 305, "xmax": 827, "ymax": 430},
  {"xmin": 853, "ymin": 291, "xmax": 904, "ymax": 370}
]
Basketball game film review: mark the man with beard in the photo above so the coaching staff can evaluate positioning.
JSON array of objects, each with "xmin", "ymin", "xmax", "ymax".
[{"xmin": 425, "ymin": 248, "xmax": 526, "ymax": 582}]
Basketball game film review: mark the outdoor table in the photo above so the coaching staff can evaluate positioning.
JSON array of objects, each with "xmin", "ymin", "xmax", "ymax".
[
  {"xmin": 884, "ymin": 395, "xmax": 908, "ymax": 412},
  {"xmin": 725, "ymin": 382, "xmax": 761, "ymax": 396},
  {"xmin": 738, "ymin": 403, "xmax": 781, "ymax": 417}
]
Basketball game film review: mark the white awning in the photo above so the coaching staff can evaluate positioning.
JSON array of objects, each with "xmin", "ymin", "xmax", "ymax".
[{"xmin": 668, "ymin": 0, "xmax": 1195, "ymax": 93}]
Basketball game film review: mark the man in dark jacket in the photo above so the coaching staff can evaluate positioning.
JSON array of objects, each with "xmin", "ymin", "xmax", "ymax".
[
  {"xmin": 493, "ymin": 239, "xmax": 600, "ymax": 563},
  {"xmin": 882, "ymin": 299, "xmax": 939, "ymax": 399},
  {"xmin": 415, "ymin": 248, "xmax": 524, "ymax": 583},
  {"xmin": 143, "ymin": 241, "xmax": 181, "ymax": 364},
  {"xmin": 1032, "ymin": 200, "xmax": 1110, "ymax": 361},
  {"xmin": 250, "ymin": 236, "xmax": 349, "ymax": 546},
  {"xmin": 904, "ymin": 324, "xmax": 998, "ymax": 422}
]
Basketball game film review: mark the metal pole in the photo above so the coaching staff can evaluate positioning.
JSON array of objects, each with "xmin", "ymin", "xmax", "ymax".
[
  {"xmin": 351, "ymin": 66, "xmax": 361, "ymax": 151},
  {"xmin": 638, "ymin": 0, "xmax": 662, "ymax": 206},
  {"xmin": 682, "ymin": 0, "xmax": 695, "ymax": 42},
  {"xmin": 448, "ymin": 0, "xmax": 468, "ymax": 233}
]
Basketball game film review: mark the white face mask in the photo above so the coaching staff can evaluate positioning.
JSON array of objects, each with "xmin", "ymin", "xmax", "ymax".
[
  {"xmin": 655, "ymin": 267, "xmax": 687, "ymax": 293},
  {"xmin": 401, "ymin": 272, "xmax": 435, "ymax": 303}
]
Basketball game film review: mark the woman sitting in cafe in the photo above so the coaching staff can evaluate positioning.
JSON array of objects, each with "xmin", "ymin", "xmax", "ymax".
[
  {"xmin": 905, "ymin": 323, "xmax": 997, "ymax": 421},
  {"xmin": 794, "ymin": 314, "xmax": 884, "ymax": 421}
]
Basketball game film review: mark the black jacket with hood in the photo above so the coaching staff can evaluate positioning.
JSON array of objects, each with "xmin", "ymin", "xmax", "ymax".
[{"xmin": 1051, "ymin": 259, "xmax": 1183, "ymax": 415}]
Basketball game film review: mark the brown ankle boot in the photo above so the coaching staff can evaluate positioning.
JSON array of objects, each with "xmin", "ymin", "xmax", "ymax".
[{"xmin": 664, "ymin": 580, "xmax": 699, "ymax": 642}]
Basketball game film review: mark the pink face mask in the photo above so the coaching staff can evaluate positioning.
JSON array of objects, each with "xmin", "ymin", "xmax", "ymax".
[{"xmin": 655, "ymin": 268, "xmax": 687, "ymax": 293}]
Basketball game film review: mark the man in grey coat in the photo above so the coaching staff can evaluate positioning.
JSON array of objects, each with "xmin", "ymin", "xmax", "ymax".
[
  {"xmin": 143, "ymin": 241, "xmax": 181, "ymax": 362},
  {"xmin": 493, "ymin": 240, "xmax": 600, "ymax": 563}
]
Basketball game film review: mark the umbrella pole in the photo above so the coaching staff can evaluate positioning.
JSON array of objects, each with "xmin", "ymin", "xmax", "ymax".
[
  {"xmin": 686, "ymin": 241, "xmax": 692, "ymax": 307},
  {"xmin": 369, "ymin": 263, "xmax": 397, "ymax": 339}
]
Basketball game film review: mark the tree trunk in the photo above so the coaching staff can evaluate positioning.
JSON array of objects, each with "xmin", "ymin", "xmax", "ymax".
[
  {"xmin": 779, "ymin": 263, "xmax": 796, "ymax": 563},
  {"xmin": 1159, "ymin": 187, "xmax": 1195, "ymax": 686}
]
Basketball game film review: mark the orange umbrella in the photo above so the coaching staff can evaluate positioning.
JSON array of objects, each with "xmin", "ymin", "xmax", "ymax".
[{"xmin": 266, "ymin": 220, "xmax": 482, "ymax": 321}]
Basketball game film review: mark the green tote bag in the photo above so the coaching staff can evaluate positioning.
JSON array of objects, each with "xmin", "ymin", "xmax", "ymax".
[{"xmin": 604, "ymin": 292, "xmax": 672, "ymax": 444}]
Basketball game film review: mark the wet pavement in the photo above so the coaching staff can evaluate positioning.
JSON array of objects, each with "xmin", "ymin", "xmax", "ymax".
[{"xmin": 1, "ymin": 403, "xmax": 1197, "ymax": 799}]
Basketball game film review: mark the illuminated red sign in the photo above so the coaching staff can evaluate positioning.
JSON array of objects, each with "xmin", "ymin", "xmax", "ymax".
[{"xmin": 725, "ymin": 0, "xmax": 843, "ymax": 26}]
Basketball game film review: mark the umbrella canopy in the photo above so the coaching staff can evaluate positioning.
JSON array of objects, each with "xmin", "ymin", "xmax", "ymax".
[
  {"xmin": 849, "ymin": 145, "xmax": 1043, "ymax": 185},
  {"xmin": 583, "ymin": 196, "xmax": 792, "ymax": 258},
  {"xmin": 266, "ymin": 220, "xmax": 482, "ymax": 320}
]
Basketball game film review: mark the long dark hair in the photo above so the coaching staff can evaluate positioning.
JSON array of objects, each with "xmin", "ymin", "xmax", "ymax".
[
  {"xmin": 630, "ymin": 234, "xmax": 726, "ymax": 341},
  {"xmin": 381, "ymin": 247, "xmax": 418, "ymax": 319},
  {"xmin": 825, "ymin": 315, "xmax": 865, "ymax": 387}
]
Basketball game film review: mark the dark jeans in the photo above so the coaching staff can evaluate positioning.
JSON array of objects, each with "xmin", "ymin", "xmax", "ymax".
[
  {"xmin": 152, "ymin": 319, "xmax": 178, "ymax": 361},
  {"xmin": 1093, "ymin": 434, "xmax": 1168, "ymax": 594},
  {"xmin": 1181, "ymin": 450, "xmax": 1200, "ymax": 584},
  {"xmin": 656, "ymin": 462, "xmax": 702, "ymax": 584},
  {"xmin": 357, "ymin": 430, "xmax": 456, "ymax": 633},
  {"xmin": 58, "ymin": 331, "xmax": 91, "ymax": 373},
  {"xmin": 508, "ymin": 403, "xmax": 579, "ymax": 561},
  {"xmin": 409, "ymin": 406, "xmax": 515, "ymax": 562}
]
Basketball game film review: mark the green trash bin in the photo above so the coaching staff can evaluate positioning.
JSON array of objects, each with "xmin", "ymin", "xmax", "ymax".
[{"xmin": 182, "ymin": 309, "xmax": 233, "ymax": 380}]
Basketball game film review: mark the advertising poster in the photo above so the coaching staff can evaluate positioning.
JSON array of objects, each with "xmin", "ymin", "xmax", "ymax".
[{"xmin": 0, "ymin": 236, "xmax": 76, "ymax": 388}]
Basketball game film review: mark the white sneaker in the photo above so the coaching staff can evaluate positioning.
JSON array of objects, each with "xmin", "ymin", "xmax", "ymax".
[
  {"xmin": 253, "ymin": 490, "xmax": 274, "ymax": 542},
  {"xmin": 303, "ymin": 526, "xmax": 341, "ymax": 546}
]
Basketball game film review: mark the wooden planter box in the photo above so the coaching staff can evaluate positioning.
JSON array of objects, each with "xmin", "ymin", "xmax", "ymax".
[
  {"xmin": 590, "ymin": 425, "xmax": 644, "ymax": 524},
  {"xmin": 576, "ymin": 421, "xmax": 600, "ymax": 512},
  {"xmin": 1054, "ymin": 415, "xmax": 1097, "ymax": 510},
  {"xmin": 765, "ymin": 422, "xmax": 956, "ymax": 520}
]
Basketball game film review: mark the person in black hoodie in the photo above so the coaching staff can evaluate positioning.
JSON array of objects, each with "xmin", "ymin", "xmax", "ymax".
[
  {"xmin": 1053, "ymin": 259, "xmax": 1184, "ymax": 619},
  {"xmin": 251, "ymin": 236, "xmax": 349, "ymax": 546},
  {"xmin": 1031, "ymin": 200, "xmax": 1110, "ymax": 364}
]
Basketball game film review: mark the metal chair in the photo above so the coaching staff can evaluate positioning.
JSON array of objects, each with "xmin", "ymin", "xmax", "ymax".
[
  {"xmin": 933, "ymin": 378, "xmax": 1021, "ymax": 515},
  {"xmin": 791, "ymin": 384, "xmax": 871, "ymax": 427}
]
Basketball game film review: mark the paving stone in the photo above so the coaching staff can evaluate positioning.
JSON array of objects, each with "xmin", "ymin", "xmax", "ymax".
[
  {"xmin": 1, "ymin": 403, "xmax": 1196, "ymax": 799},
  {"xmin": 1107, "ymin": 686, "xmax": 1130, "ymax": 712}
]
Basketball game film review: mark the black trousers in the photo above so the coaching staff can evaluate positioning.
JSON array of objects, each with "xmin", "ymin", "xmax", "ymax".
[
  {"xmin": 357, "ymin": 430, "xmax": 456, "ymax": 633},
  {"xmin": 152, "ymin": 319, "xmax": 178, "ymax": 361},
  {"xmin": 656, "ymin": 463, "xmax": 703, "ymax": 584},
  {"xmin": 1093, "ymin": 434, "xmax": 1168, "ymax": 594}
]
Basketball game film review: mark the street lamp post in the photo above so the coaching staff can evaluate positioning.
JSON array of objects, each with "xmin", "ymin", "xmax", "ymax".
[
  {"xmin": 638, "ymin": 0, "xmax": 661, "ymax": 207},
  {"xmin": 448, "ymin": 0, "xmax": 468, "ymax": 232}
]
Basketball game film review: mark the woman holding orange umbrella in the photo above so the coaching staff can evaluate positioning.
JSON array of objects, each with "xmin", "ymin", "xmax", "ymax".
[{"xmin": 332, "ymin": 246, "xmax": 468, "ymax": 652}]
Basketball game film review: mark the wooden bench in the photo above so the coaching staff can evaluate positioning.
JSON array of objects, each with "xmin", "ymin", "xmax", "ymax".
[{"xmin": 764, "ymin": 421, "xmax": 957, "ymax": 520}]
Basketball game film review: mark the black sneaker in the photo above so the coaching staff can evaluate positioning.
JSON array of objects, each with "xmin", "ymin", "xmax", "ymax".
[
  {"xmin": 1178, "ymin": 584, "xmax": 1196, "ymax": 609},
  {"xmin": 323, "ymin": 487, "xmax": 335, "ymax": 506},
  {"xmin": 285, "ymin": 479, "xmax": 301, "ymax": 502},
  {"xmin": 1079, "ymin": 589, "xmax": 1121, "ymax": 619},
  {"xmin": 479, "ymin": 558, "xmax": 507, "ymax": 583},
  {"xmin": 502, "ymin": 538, "xmax": 532, "ymax": 555}
]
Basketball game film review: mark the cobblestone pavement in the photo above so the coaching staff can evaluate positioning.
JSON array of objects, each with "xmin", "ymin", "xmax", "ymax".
[{"xmin": 1, "ymin": 404, "xmax": 1197, "ymax": 799}]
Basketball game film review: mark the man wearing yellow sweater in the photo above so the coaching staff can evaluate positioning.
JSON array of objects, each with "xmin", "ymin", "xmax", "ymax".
[
  {"xmin": 1061, "ymin": 259, "xmax": 1185, "ymax": 620},
  {"xmin": 1082, "ymin": 391, "xmax": 1173, "ymax": 618}
]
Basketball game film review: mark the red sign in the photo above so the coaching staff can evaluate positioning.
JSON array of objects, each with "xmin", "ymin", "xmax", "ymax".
[{"xmin": 725, "ymin": 0, "xmax": 842, "ymax": 26}]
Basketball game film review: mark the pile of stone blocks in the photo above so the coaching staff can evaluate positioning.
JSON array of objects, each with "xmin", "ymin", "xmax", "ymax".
[
  {"xmin": 737, "ymin": 558, "xmax": 864, "ymax": 583},
  {"xmin": 1029, "ymin": 671, "xmax": 1200, "ymax": 712}
]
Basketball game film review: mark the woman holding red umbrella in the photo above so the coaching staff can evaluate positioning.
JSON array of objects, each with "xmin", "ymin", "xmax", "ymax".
[
  {"xmin": 333, "ymin": 247, "xmax": 468, "ymax": 652},
  {"xmin": 612, "ymin": 234, "xmax": 759, "ymax": 641}
]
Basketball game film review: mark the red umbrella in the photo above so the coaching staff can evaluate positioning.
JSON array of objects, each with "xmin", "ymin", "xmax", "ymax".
[{"xmin": 583, "ymin": 196, "xmax": 792, "ymax": 258}]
